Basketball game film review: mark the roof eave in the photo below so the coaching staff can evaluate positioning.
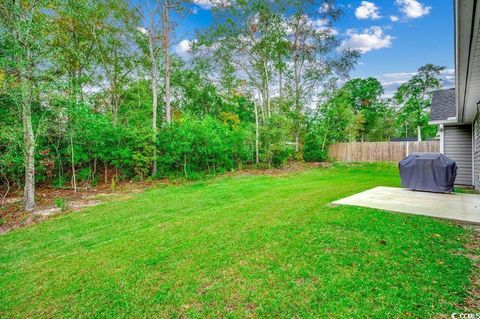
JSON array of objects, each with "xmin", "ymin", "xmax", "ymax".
[
  {"xmin": 428, "ymin": 118, "xmax": 458, "ymax": 125},
  {"xmin": 455, "ymin": 0, "xmax": 478, "ymax": 124}
]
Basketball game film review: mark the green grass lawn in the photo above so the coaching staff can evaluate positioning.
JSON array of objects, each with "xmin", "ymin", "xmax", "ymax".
[{"xmin": 0, "ymin": 163, "xmax": 474, "ymax": 318}]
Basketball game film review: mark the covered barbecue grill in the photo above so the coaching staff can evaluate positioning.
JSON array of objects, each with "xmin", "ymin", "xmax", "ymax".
[{"xmin": 398, "ymin": 152, "xmax": 457, "ymax": 193}]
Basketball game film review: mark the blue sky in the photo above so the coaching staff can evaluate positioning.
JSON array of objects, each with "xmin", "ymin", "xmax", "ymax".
[{"xmin": 171, "ymin": 0, "xmax": 455, "ymax": 96}]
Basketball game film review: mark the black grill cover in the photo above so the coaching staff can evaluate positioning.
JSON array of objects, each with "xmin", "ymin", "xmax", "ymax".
[{"xmin": 398, "ymin": 152, "xmax": 457, "ymax": 193}]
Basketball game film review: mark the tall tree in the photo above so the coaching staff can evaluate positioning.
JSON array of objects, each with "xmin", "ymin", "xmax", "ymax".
[
  {"xmin": 137, "ymin": 0, "xmax": 163, "ymax": 175},
  {"xmin": 91, "ymin": 0, "xmax": 140, "ymax": 126},
  {"xmin": 162, "ymin": 0, "xmax": 172, "ymax": 124},
  {"xmin": 138, "ymin": 0, "xmax": 186, "ymax": 174},
  {"xmin": 198, "ymin": 1, "xmax": 289, "ymax": 162},
  {"xmin": 162, "ymin": 0, "xmax": 194, "ymax": 124},
  {"xmin": 394, "ymin": 63, "xmax": 446, "ymax": 141},
  {"xmin": 284, "ymin": 2, "xmax": 359, "ymax": 152},
  {"xmin": 0, "ymin": 0, "xmax": 52, "ymax": 210},
  {"xmin": 341, "ymin": 77, "xmax": 384, "ymax": 141},
  {"xmin": 51, "ymin": 0, "xmax": 100, "ymax": 102}
]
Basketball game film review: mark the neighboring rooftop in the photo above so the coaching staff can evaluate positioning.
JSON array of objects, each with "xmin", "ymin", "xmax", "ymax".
[{"xmin": 429, "ymin": 88, "xmax": 456, "ymax": 122}]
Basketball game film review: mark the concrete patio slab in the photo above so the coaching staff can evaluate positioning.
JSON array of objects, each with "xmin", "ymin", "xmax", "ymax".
[{"xmin": 333, "ymin": 186, "xmax": 480, "ymax": 223}]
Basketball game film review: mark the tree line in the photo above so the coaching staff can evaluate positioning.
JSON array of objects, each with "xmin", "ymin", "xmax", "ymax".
[{"xmin": 0, "ymin": 0, "xmax": 445, "ymax": 210}]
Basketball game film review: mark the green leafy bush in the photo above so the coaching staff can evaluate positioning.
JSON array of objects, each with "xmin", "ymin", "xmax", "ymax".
[
  {"xmin": 271, "ymin": 146, "xmax": 293, "ymax": 168},
  {"xmin": 54, "ymin": 198, "xmax": 68, "ymax": 212},
  {"xmin": 156, "ymin": 116, "xmax": 253, "ymax": 178},
  {"xmin": 303, "ymin": 124, "xmax": 328, "ymax": 162},
  {"xmin": 260, "ymin": 115, "xmax": 294, "ymax": 167}
]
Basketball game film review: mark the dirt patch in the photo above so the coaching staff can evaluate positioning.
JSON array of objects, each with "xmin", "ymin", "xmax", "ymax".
[
  {"xmin": 34, "ymin": 207, "xmax": 62, "ymax": 217},
  {"xmin": 0, "ymin": 179, "xmax": 165, "ymax": 234},
  {"xmin": 229, "ymin": 161, "xmax": 330, "ymax": 177}
]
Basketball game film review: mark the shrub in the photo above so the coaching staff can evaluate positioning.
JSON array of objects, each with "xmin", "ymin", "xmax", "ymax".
[
  {"xmin": 260, "ymin": 114, "xmax": 294, "ymax": 167},
  {"xmin": 303, "ymin": 129, "xmax": 328, "ymax": 162},
  {"xmin": 54, "ymin": 198, "xmax": 68, "ymax": 212},
  {"xmin": 156, "ymin": 116, "xmax": 253, "ymax": 178}
]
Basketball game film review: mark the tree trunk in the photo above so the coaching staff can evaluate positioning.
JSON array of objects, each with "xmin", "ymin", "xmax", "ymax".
[
  {"xmin": 261, "ymin": 83, "xmax": 268, "ymax": 119},
  {"xmin": 294, "ymin": 98, "xmax": 301, "ymax": 153},
  {"xmin": 264, "ymin": 63, "xmax": 270, "ymax": 118},
  {"xmin": 0, "ymin": 173, "xmax": 10, "ymax": 207},
  {"xmin": 292, "ymin": 26, "xmax": 301, "ymax": 154},
  {"xmin": 70, "ymin": 134, "xmax": 77, "ymax": 193},
  {"xmin": 321, "ymin": 132, "xmax": 328, "ymax": 152},
  {"xmin": 23, "ymin": 99, "xmax": 35, "ymax": 211},
  {"xmin": 148, "ymin": 17, "xmax": 158, "ymax": 176},
  {"xmin": 19, "ymin": 42, "xmax": 35, "ymax": 211},
  {"xmin": 183, "ymin": 154, "xmax": 188, "ymax": 178},
  {"xmin": 295, "ymin": 133, "xmax": 299, "ymax": 153},
  {"xmin": 104, "ymin": 162, "xmax": 108, "ymax": 184},
  {"xmin": 254, "ymin": 102, "xmax": 259, "ymax": 164},
  {"xmin": 258, "ymin": 89, "xmax": 265, "ymax": 123},
  {"xmin": 278, "ymin": 68, "xmax": 283, "ymax": 106},
  {"xmin": 163, "ymin": 1, "xmax": 172, "ymax": 124},
  {"xmin": 266, "ymin": 83, "xmax": 271, "ymax": 118},
  {"xmin": 111, "ymin": 83, "xmax": 119, "ymax": 126},
  {"xmin": 417, "ymin": 125, "xmax": 422, "ymax": 142}
]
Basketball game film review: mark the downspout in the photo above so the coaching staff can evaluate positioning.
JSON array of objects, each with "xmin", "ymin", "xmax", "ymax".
[{"xmin": 439, "ymin": 124, "xmax": 445, "ymax": 154}]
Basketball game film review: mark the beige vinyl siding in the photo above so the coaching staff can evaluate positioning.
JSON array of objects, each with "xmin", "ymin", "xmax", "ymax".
[
  {"xmin": 474, "ymin": 114, "xmax": 480, "ymax": 190},
  {"xmin": 444, "ymin": 125, "xmax": 473, "ymax": 185}
]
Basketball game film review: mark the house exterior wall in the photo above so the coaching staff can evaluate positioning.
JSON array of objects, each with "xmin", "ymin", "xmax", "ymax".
[
  {"xmin": 444, "ymin": 125, "xmax": 473, "ymax": 185},
  {"xmin": 474, "ymin": 114, "xmax": 480, "ymax": 190}
]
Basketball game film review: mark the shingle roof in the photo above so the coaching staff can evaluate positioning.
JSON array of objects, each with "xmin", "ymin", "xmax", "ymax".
[{"xmin": 429, "ymin": 88, "xmax": 456, "ymax": 121}]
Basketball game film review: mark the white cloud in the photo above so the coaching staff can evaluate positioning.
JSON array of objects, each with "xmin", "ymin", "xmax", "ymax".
[
  {"xmin": 340, "ymin": 26, "xmax": 393, "ymax": 53},
  {"xmin": 390, "ymin": 15, "xmax": 399, "ymax": 22},
  {"xmin": 311, "ymin": 18, "xmax": 327, "ymax": 28},
  {"xmin": 192, "ymin": 0, "xmax": 230, "ymax": 9},
  {"xmin": 325, "ymin": 27, "xmax": 338, "ymax": 36},
  {"xmin": 378, "ymin": 71, "xmax": 416, "ymax": 87},
  {"xmin": 318, "ymin": 3, "xmax": 331, "ymax": 13},
  {"xmin": 355, "ymin": 1, "xmax": 381, "ymax": 20},
  {"xmin": 310, "ymin": 18, "xmax": 338, "ymax": 35},
  {"xmin": 174, "ymin": 39, "xmax": 196, "ymax": 56},
  {"xmin": 378, "ymin": 68, "xmax": 454, "ymax": 97},
  {"xmin": 286, "ymin": 15, "xmax": 338, "ymax": 36},
  {"xmin": 396, "ymin": 0, "xmax": 431, "ymax": 19}
]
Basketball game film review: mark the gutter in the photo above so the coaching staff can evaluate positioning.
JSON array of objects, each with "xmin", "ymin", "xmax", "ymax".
[
  {"xmin": 428, "ymin": 117, "xmax": 458, "ymax": 125},
  {"xmin": 456, "ymin": 0, "xmax": 478, "ymax": 123}
]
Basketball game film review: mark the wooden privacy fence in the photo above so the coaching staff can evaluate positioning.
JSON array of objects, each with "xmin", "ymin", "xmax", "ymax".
[{"xmin": 328, "ymin": 141, "xmax": 440, "ymax": 162}]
